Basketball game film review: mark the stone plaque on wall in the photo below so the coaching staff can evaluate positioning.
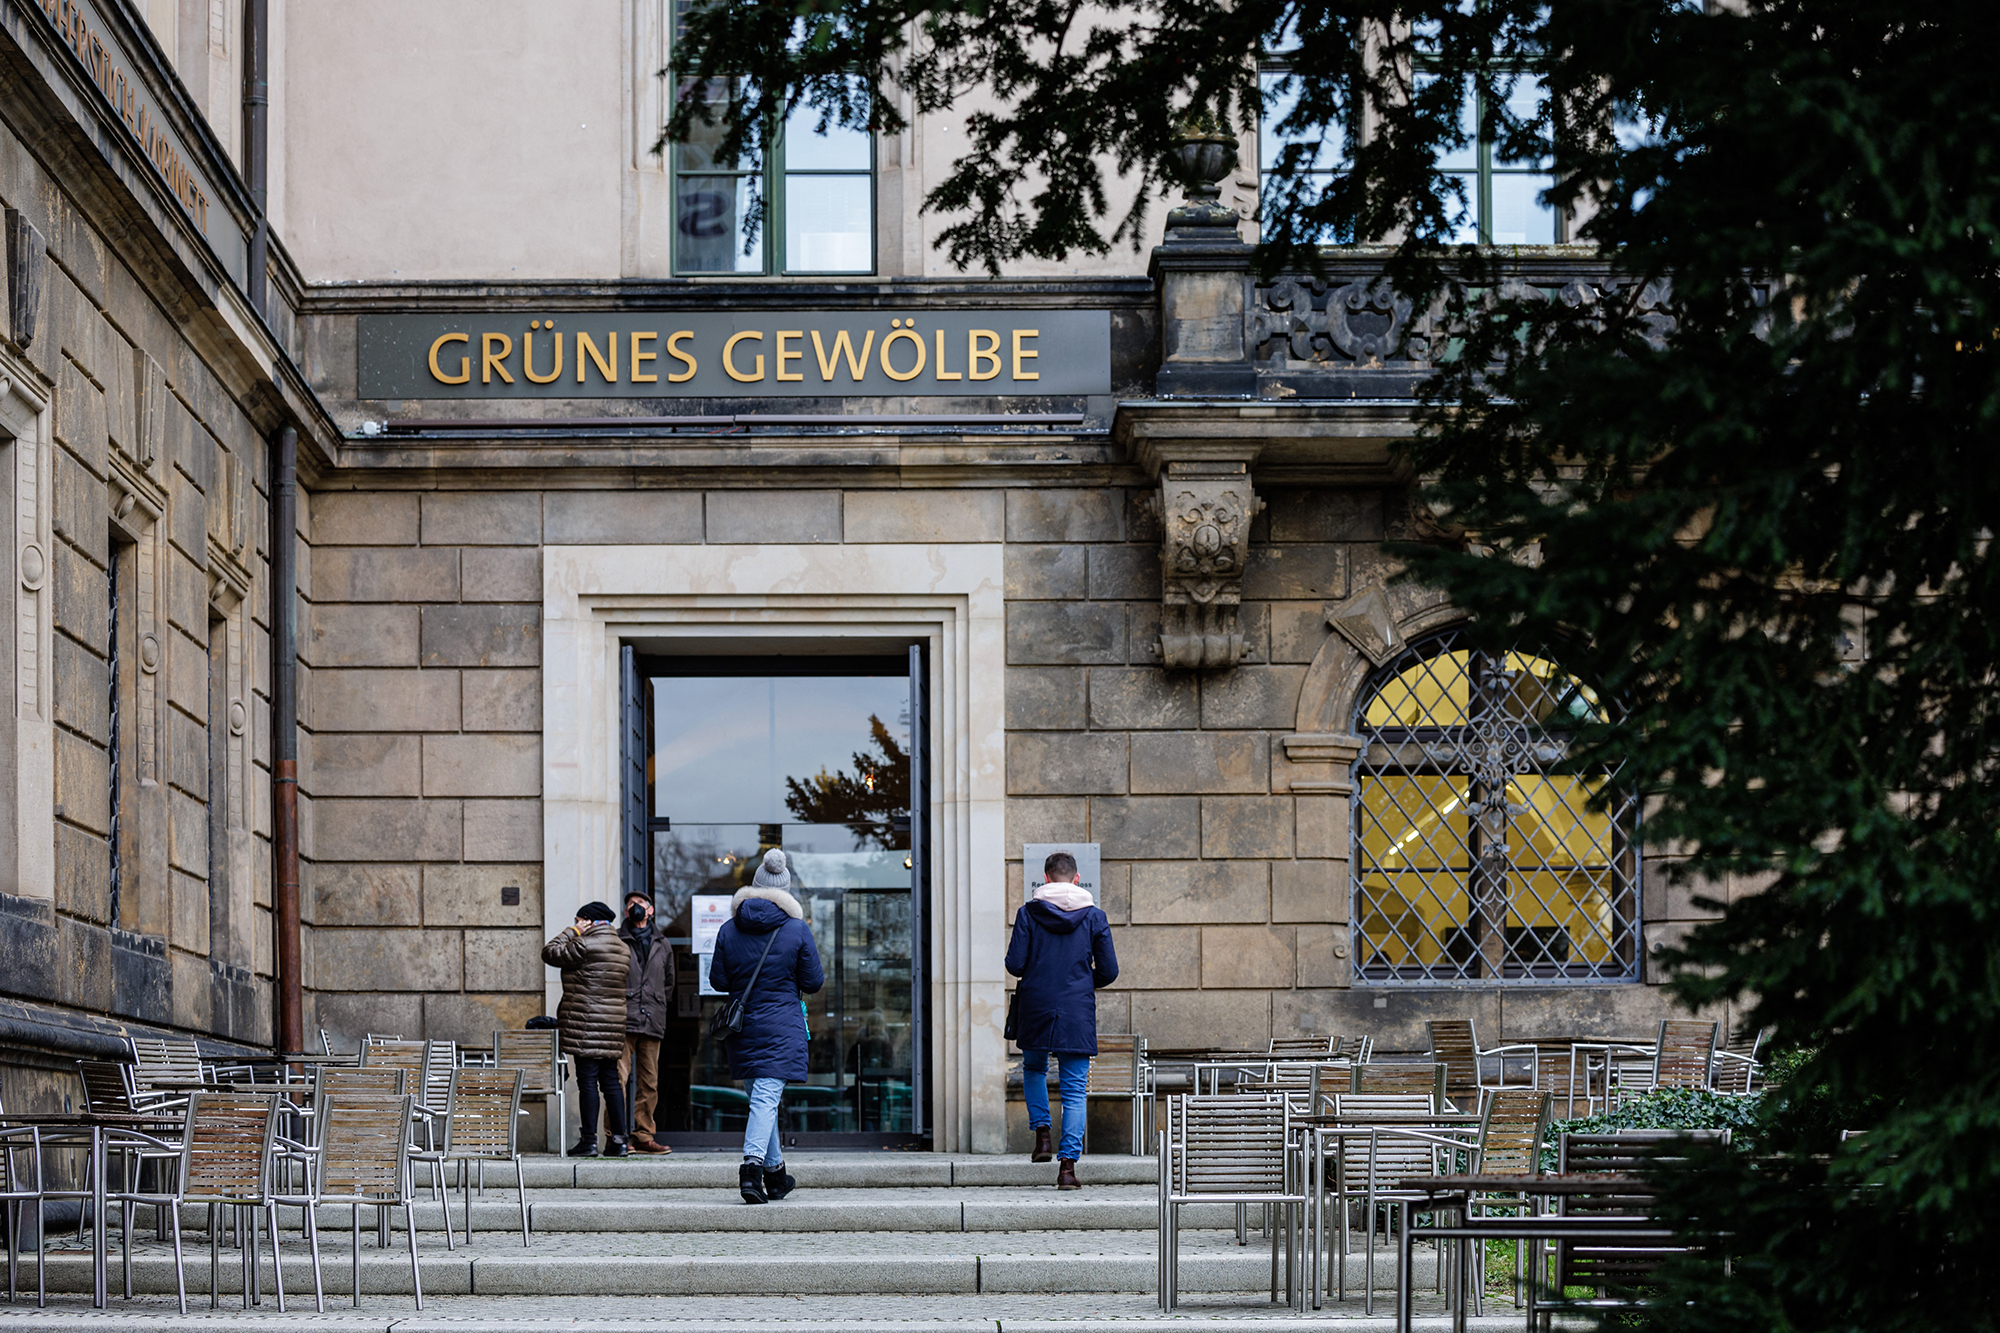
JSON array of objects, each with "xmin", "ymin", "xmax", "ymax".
[{"xmin": 1023, "ymin": 843, "xmax": 1102, "ymax": 900}]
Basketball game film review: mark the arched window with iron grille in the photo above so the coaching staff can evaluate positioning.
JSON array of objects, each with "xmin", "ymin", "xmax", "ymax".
[{"xmin": 1350, "ymin": 629, "xmax": 1640, "ymax": 983}]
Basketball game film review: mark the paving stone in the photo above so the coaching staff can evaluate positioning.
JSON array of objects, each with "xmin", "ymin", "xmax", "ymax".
[
  {"xmin": 1129, "ymin": 732, "xmax": 1267, "ymax": 794},
  {"xmin": 546, "ymin": 491, "xmax": 703, "ymax": 544},
  {"xmin": 424, "ymin": 492, "xmax": 542, "ymax": 545},
  {"xmin": 1006, "ymin": 545, "xmax": 1087, "ymax": 600},
  {"xmin": 844, "ymin": 489, "xmax": 1002, "ymax": 543},
  {"xmin": 1129, "ymin": 861, "xmax": 1268, "ymax": 925},
  {"xmin": 1007, "ymin": 733, "xmax": 1127, "ymax": 795},
  {"xmin": 1088, "ymin": 796, "xmax": 1198, "ymax": 860},
  {"xmin": 1005, "ymin": 667, "xmax": 1086, "ymax": 731},
  {"xmin": 1007, "ymin": 603, "xmax": 1127, "ymax": 666},
  {"xmin": 1087, "ymin": 668, "xmax": 1196, "ymax": 730},
  {"xmin": 1005, "ymin": 488, "xmax": 1123, "ymax": 542},
  {"xmin": 706, "ymin": 490, "xmax": 841, "ymax": 543},
  {"xmin": 1200, "ymin": 796, "xmax": 1294, "ymax": 859}
]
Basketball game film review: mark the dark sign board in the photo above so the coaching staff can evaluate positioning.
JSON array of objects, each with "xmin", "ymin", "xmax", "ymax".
[{"xmin": 356, "ymin": 310, "xmax": 1112, "ymax": 399}]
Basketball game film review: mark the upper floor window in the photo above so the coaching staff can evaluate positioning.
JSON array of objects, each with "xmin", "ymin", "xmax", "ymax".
[
  {"xmin": 1351, "ymin": 629, "xmax": 1639, "ymax": 984},
  {"xmin": 671, "ymin": 77, "xmax": 875, "ymax": 276},
  {"xmin": 1436, "ymin": 73, "xmax": 1562, "ymax": 244}
]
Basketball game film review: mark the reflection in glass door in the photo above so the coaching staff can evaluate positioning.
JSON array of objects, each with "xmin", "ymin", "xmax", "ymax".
[{"xmin": 639, "ymin": 655, "xmax": 927, "ymax": 1148}]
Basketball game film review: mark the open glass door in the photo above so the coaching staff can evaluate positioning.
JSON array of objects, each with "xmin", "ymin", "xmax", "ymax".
[{"xmin": 638, "ymin": 654, "xmax": 927, "ymax": 1148}]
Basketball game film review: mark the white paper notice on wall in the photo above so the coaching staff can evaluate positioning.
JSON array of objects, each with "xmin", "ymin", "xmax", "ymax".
[
  {"xmin": 1023, "ymin": 843, "xmax": 1102, "ymax": 900},
  {"xmin": 692, "ymin": 895, "xmax": 732, "ymax": 997}
]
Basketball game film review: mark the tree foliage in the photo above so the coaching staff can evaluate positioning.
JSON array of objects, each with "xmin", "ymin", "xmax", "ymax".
[{"xmin": 674, "ymin": 2, "xmax": 2000, "ymax": 1326}]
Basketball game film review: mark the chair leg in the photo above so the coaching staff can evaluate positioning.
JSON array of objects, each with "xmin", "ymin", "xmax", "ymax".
[
  {"xmin": 303, "ymin": 1197, "xmax": 324, "ymax": 1314},
  {"xmin": 351, "ymin": 1205, "xmax": 361, "ymax": 1308},
  {"xmin": 268, "ymin": 1203, "xmax": 288, "ymax": 1314},
  {"xmin": 404, "ymin": 1202, "xmax": 423, "ymax": 1310},
  {"xmin": 208, "ymin": 1204, "xmax": 220, "ymax": 1310},
  {"xmin": 168, "ymin": 1202, "xmax": 186, "ymax": 1315}
]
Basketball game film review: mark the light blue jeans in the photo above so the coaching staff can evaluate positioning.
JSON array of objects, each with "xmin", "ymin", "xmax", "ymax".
[
  {"xmin": 742, "ymin": 1077, "xmax": 785, "ymax": 1168},
  {"xmin": 1022, "ymin": 1050, "xmax": 1090, "ymax": 1162}
]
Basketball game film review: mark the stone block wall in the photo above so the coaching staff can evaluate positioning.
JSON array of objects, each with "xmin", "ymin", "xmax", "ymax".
[{"xmin": 2, "ymin": 119, "xmax": 274, "ymax": 1100}]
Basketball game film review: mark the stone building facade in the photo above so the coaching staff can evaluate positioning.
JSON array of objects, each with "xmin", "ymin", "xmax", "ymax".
[{"xmin": 2, "ymin": 0, "xmax": 1734, "ymax": 1152}]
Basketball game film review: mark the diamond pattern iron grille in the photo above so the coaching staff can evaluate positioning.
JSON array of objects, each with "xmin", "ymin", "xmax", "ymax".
[{"xmin": 1350, "ymin": 629, "xmax": 1640, "ymax": 983}]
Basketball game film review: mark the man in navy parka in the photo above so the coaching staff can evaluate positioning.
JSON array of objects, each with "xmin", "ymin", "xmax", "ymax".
[{"xmin": 1005, "ymin": 850, "xmax": 1118, "ymax": 1188}]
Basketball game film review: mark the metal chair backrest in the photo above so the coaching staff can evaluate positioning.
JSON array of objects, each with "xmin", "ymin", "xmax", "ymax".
[
  {"xmin": 317, "ymin": 1094, "xmax": 415, "ymax": 1204},
  {"xmin": 1426, "ymin": 1019, "xmax": 1481, "ymax": 1099},
  {"xmin": 364, "ymin": 1033, "xmax": 405, "ymax": 1045},
  {"xmin": 1712, "ymin": 1024, "xmax": 1769, "ymax": 1093},
  {"xmin": 491, "ymin": 1029, "xmax": 562, "ymax": 1094},
  {"xmin": 313, "ymin": 1065, "xmax": 407, "ymax": 1101},
  {"xmin": 1653, "ymin": 1020, "xmax": 1718, "ymax": 1090},
  {"xmin": 177, "ymin": 1090, "xmax": 280, "ymax": 1204},
  {"xmin": 1554, "ymin": 1130, "xmax": 1723, "ymax": 1288},
  {"xmin": 128, "ymin": 1036, "xmax": 206, "ymax": 1093},
  {"xmin": 1475, "ymin": 1087, "xmax": 1552, "ymax": 1176},
  {"xmin": 1351, "ymin": 1061, "xmax": 1447, "ymax": 1110},
  {"xmin": 76, "ymin": 1060, "xmax": 138, "ymax": 1115},
  {"xmin": 441, "ymin": 1068, "xmax": 523, "ymax": 1159},
  {"xmin": 1330, "ymin": 1093, "xmax": 1446, "ymax": 1185},
  {"xmin": 1087, "ymin": 1034, "xmax": 1145, "ymax": 1095},
  {"xmin": 360, "ymin": 1040, "xmax": 450, "ymax": 1112},
  {"xmin": 1268, "ymin": 1035, "xmax": 1338, "ymax": 1058},
  {"xmin": 1166, "ymin": 1095, "xmax": 1292, "ymax": 1196}
]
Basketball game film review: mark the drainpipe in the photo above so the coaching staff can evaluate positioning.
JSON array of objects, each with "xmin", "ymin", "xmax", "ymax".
[
  {"xmin": 271, "ymin": 425, "xmax": 301, "ymax": 1056},
  {"xmin": 242, "ymin": 0, "xmax": 269, "ymax": 316}
]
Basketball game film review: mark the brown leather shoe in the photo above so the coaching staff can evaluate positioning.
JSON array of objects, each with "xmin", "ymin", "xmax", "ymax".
[
  {"xmin": 1056, "ymin": 1159, "xmax": 1080, "ymax": 1190},
  {"xmin": 1031, "ymin": 1127, "xmax": 1053, "ymax": 1163},
  {"xmin": 630, "ymin": 1138, "xmax": 671, "ymax": 1155}
]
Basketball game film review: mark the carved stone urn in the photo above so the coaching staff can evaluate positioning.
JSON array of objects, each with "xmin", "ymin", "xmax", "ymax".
[{"xmin": 1167, "ymin": 120, "xmax": 1241, "ymax": 234}]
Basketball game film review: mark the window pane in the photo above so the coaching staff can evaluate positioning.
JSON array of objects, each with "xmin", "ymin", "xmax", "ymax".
[
  {"xmin": 784, "ymin": 96, "xmax": 871, "ymax": 171},
  {"xmin": 1496, "ymin": 75, "xmax": 1550, "ymax": 168},
  {"xmin": 1489, "ymin": 172, "xmax": 1557, "ymax": 244},
  {"xmin": 674, "ymin": 78, "xmax": 761, "ymax": 173},
  {"xmin": 1259, "ymin": 72, "xmax": 1344, "ymax": 173},
  {"xmin": 784, "ymin": 173, "xmax": 872, "ymax": 272},
  {"xmin": 1438, "ymin": 84, "xmax": 1478, "ymax": 170},
  {"xmin": 1443, "ymin": 171, "xmax": 1481, "ymax": 244},
  {"xmin": 676, "ymin": 174, "xmax": 763, "ymax": 271}
]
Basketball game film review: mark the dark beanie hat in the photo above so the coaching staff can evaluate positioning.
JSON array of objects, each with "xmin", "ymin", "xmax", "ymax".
[{"xmin": 576, "ymin": 901, "xmax": 616, "ymax": 922}]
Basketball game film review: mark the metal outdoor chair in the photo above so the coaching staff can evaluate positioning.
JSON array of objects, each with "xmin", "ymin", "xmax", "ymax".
[
  {"xmin": 1529, "ymin": 1129, "xmax": 1728, "ymax": 1326},
  {"xmin": 359, "ymin": 1040, "xmax": 455, "ymax": 1152},
  {"xmin": 127, "ymin": 1037, "xmax": 207, "ymax": 1104},
  {"xmin": 1157, "ymin": 1094, "xmax": 1306, "ymax": 1311},
  {"xmin": 1653, "ymin": 1021, "xmax": 1719, "ymax": 1092},
  {"xmin": 1426, "ymin": 1020, "xmax": 1538, "ymax": 1103},
  {"xmin": 278, "ymin": 1093, "xmax": 426, "ymax": 1311},
  {"xmin": 1351, "ymin": 1062, "xmax": 1448, "ymax": 1110},
  {"xmin": 1322, "ymin": 1092, "xmax": 1457, "ymax": 1311},
  {"xmin": 1081, "ymin": 1034, "xmax": 1154, "ymax": 1156},
  {"xmin": 1465, "ymin": 1088, "xmax": 1555, "ymax": 1312},
  {"xmin": 411, "ymin": 1069, "xmax": 529, "ymax": 1248},
  {"xmin": 176, "ymin": 1090, "xmax": 291, "ymax": 1311},
  {"xmin": 1269, "ymin": 1035, "xmax": 1340, "ymax": 1058},
  {"xmin": 1, "ymin": 1109, "xmax": 47, "ymax": 1306},
  {"xmin": 490, "ymin": 1029, "xmax": 565, "ymax": 1152},
  {"xmin": 1711, "ymin": 1025, "xmax": 1770, "ymax": 1094}
]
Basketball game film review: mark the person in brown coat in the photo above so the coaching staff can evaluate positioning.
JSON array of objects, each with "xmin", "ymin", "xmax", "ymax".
[{"xmin": 542, "ymin": 901, "xmax": 630, "ymax": 1157}]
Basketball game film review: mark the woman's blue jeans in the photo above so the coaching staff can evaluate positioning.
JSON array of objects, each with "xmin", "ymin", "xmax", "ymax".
[
  {"xmin": 742, "ymin": 1077, "xmax": 785, "ymax": 1168},
  {"xmin": 1022, "ymin": 1050, "xmax": 1090, "ymax": 1161}
]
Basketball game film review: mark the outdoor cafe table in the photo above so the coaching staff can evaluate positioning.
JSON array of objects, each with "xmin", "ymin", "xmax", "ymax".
[
  {"xmin": 1389, "ymin": 1174, "xmax": 1665, "ymax": 1333},
  {"xmin": 0, "ymin": 1112, "xmax": 162, "ymax": 1309}
]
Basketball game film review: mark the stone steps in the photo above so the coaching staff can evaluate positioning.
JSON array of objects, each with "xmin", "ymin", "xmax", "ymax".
[{"xmin": 523, "ymin": 1153, "xmax": 1160, "ymax": 1190}]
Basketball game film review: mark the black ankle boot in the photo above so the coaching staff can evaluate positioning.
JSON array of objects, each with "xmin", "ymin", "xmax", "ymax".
[
  {"xmin": 604, "ymin": 1135, "xmax": 629, "ymax": 1158},
  {"xmin": 763, "ymin": 1163, "xmax": 796, "ymax": 1200},
  {"xmin": 567, "ymin": 1137, "xmax": 599, "ymax": 1158},
  {"xmin": 739, "ymin": 1161, "xmax": 769, "ymax": 1204},
  {"xmin": 1031, "ymin": 1126, "xmax": 1053, "ymax": 1163}
]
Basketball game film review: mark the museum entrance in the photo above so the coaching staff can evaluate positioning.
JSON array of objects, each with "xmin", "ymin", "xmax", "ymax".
[{"xmin": 629, "ymin": 651, "xmax": 929, "ymax": 1149}]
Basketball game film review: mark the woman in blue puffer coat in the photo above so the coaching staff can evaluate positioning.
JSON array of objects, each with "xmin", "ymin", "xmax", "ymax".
[
  {"xmin": 1005, "ymin": 849, "xmax": 1118, "ymax": 1189},
  {"xmin": 710, "ymin": 849, "xmax": 824, "ymax": 1204}
]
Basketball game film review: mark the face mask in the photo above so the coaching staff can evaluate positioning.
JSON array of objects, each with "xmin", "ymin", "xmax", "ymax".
[{"xmin": 626, "ymin": 902, "xmax": 649, "ymax": 926}]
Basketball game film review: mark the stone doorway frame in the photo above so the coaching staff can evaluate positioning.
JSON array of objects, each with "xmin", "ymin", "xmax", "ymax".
[{"xmin": 541, "ymin": 543, "xmax": 1007, "ymax": 1153}]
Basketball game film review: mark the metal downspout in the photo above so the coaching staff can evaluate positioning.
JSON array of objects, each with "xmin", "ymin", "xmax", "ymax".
[{"xmin": 271, "ymin": 426, "xmax": 301, "ymax": 1056}]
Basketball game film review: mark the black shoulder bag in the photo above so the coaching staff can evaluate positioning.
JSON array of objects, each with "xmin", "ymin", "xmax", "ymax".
[
  {"xmin": 1003, "ymin": 913, "xmax": 1032, "ymax": 1041},
  {"xmin": 720, "ymin": 929, "xmax": 780, "ymax": 1036}
]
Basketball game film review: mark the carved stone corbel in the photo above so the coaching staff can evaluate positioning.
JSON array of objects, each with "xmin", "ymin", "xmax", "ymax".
[{"xmin": 1134, "ymin": 440, "xmax": 1265, "ymax": 670}]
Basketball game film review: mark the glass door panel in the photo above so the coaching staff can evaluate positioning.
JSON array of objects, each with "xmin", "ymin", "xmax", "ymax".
[{"xmin": 644, "ymin": 661, "xmax": 923, "ymax": 1146}]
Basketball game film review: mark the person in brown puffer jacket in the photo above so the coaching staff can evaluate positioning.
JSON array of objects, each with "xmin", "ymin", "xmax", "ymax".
[{"xmin": 541, "ymin": 901, "xmax": 630, "ymax": 1157}]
